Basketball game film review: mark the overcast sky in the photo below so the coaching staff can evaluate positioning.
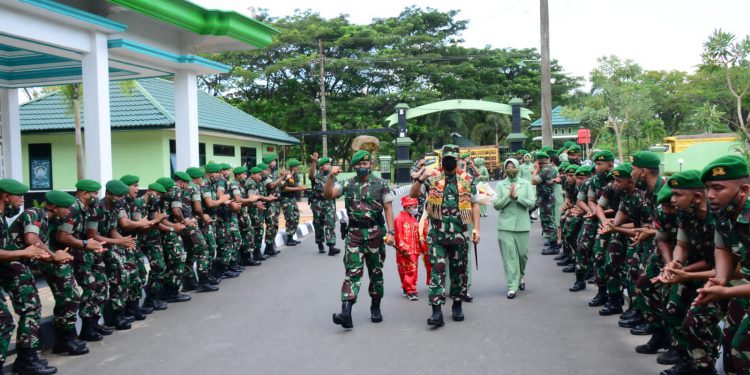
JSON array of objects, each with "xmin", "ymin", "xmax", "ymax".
[{"xmin": 192, "ymin": 0, "xmax": 749, "ymax": 82}]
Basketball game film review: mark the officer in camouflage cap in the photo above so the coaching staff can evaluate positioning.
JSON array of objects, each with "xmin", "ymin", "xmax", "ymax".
[
  {"xmin": 532, "ymin": 151, "xmax": 559, "ymax": 254},
  {"xmin": 281, "ymin": 158, "xmax": 305, "ymax": 247},
  {"xmin": 326, "ymin": 150, "xmax": 395, "ymax": 329},
  {"xmin": 262, "ymin": 154, "xmax": 285, "ymax": 256},
  {"xmin": 411, "ymin": 144, "xmax": 480, "ymax": 327},
  {"xmin": 309, "ymin": 153, "xmax": 340, "ymax": 255}
]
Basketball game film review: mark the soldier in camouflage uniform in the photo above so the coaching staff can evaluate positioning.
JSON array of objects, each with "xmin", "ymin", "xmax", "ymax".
[
  {"xmin": 262, "ymin": 154, "xmax": 285, "ymax": 257},
  {"xmin": 201, "ymin": 164, "xmax": 239, "ymax": 278},
  {"xmin": 281, "ymin": 158, "xmax": 305, "ymax": 247},
  {"xmin": 246, "ymin": 166, "xmax": 274, "ymax": 262},
  {"xmin": 221, "ymin": 163, "xmax": 245, "ymax": 273},
  {"xmin": 309, "ymin": 153, "xmax": 339, "ymax": 255},
  {"xmin": 0, "ymin": 179, "xmax": 57, "ymax": 374},
  {"xmin": 230, "ymin": 166, "xmax": 261, "ymax": 267},
  {"xmin": 157, "ymin": 177, "xmax": 194, "ymax": 302},
  {"xmin": 56, "ymin": 179, "xmax": 109, "ymax": 342},
  {"xmin": 87, "ymin": 180, "xmax": 137, "ymax": 331},
  {"xmin": 183, "ymin": 168, "xmax": 220, "ymax": 287},
  {"xmin": 690, "ymin": 155, "xmax": 750, "ymax": 375},
  {"xmin": 532, "ymin": 152, "xmax": 559, "ymax": 254},
  {"xmin": 9, "ymin": 190, "xmax": 89, "ymax": 356},
  {"xmin": 556, "ymin": 165, "xmax": 585, "ymax": 270},
  {"xmin": 411, "ymin": 145, "xmax": 480, "ymax": 327},
  {"xmin": 212, "ymin": 163, "xmax": 243, "ymax": 277},
  {"xmin": 326, "ymin": 150, "xmax": 395, "ymax": 329}
]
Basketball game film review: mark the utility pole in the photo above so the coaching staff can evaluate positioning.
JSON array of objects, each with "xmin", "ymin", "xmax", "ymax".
[
  {"xmin": 540, "ymin": 0, "xmax": 553, "ymax": 147},
  {"xmin": 318, "ymin": 39, "xmax": 328, "ymax": 157}
]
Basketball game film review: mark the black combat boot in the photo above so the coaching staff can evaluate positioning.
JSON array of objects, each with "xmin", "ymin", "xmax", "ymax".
[
  {"xmin": 588, "ymin": 286, "xmax": 608, "ymax": 307},
  {"xmin": 599, "ymin": 293, "xmax": 624, "ymax": 316},
  {"xmin": 553, "ymin": 252, "xmax": 568, "ymax": 261},
  {"xmin": 264, "ymin": 243, "xmax": 278, "ymax": 257},
  {"xmin": 630, "ymin": 322, "xmax": 653, "ymax": 335},
  {"xmin": 619, "ymin": 311, "xmax": 645, "ymax": 328},
  {"xmin": 285, "ymin": 236, "xmax": 297, "ymax": 246},
  {"xmin": 253, "ymin": 247, "xmax": 268, "ymax": 261},
  {"xmin": 557, "ymin": 257, "xmax": 574, "ymax": 266},
  {"xmin": 221, "ymin": 263, "xmax": 240, "ymax": 278},
  {"xmin": 78, "ymin": 318, "xmax": 102, "ymax": 342},
  {"xmin": 165, "ymin": 285, "xmax": 191, "ymax": 303},
  {"xmin": 328, "ymin": 245, "xmax": 341, "ymax": 256},
  {"xmin": 139, "ymin": 301, "xmax": 154, "ymax": 315},
  {"xmin": 143, "ymin": 288, "xmax": 168, "ymax": 311},
  {"xmin": 427, "ymin": 304, "xmax": 445, "ymax": 327},
  {"xmin": 112, "ymin": 308, "xmax": 132, "ymax": 330},
  {"xmin": 657, "ymin": 347, "xmax": 682, "ymax": 365},
  {"xmin": 561, "ymin": 264, "xmax": 576, "ymax": 273},
  {"xmin": 635, "ymin": 329, "xmax": 670, "ymax": 354},
  {"xmin": 659, "ymin": 351, "xmax": 693, "ymax": 375},
  {"xmin": 243, "ymin": 253, "xmax": 261, "ymax": 266},
  {"xmin": 317, "ymin": 242, "xmax": 325, "ymax": 254},
  {"xmin": 569, "ymin": 271, "xmax": 586, "ymax": 292},
  {"xmin": 620, "ymin": 304, "xmax": 637, "ymax": 320},
  {"xmin": 126, "ymin": 300, "xmax": 147, "ymax": 321},
  {"xmin": 370, "ymin": 297, "xmax": 383, "ymax": 323},
  {"xmin": 92, "ymin": 316, "xmax": 113, "ymax": 336},
  {"xmin": 12, "ymin": 348, "xmax": 57, "ymax": 375},
  {"xmin": 332, "ymin": 301, "xmax": 354, "ymax": 329},
  {"xmin": 542, "ymin": 242, "xmax": 560, "ymax": 255},
  {"xmin": 182, "ymin": 274, "xmax": 198, "ymax": 292},
  {"xmin": 451, "ymin": 300, "xmax": 465, "ymax": 321},
  {"xmin": 52, "ymin": 327, "xmax": 89, "ymax": 356},
  {"xmin": 197, "ymin": 272, "xmax": 219, "ymax": 292}
]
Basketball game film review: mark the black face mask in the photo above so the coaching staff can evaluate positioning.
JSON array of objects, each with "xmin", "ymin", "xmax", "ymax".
[
  {"xmin": 711, "ymin": 187, "xmax": 744, "ymax": 222},
  {"xmin": 4, "ymin": 205, "xmax": 20, "ymax": 218},
  {"xmin": 442, "ymin": 157, "xmax": 457, "ymax": 171}
]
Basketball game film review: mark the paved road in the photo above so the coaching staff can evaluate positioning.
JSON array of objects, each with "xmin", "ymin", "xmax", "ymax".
[{"xmin": 40, "ymin": 197, "xmax": 663, "ymax": 375}]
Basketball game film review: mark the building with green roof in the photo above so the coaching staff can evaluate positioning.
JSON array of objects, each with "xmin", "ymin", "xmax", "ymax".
[
  {"xmin": 528, "ymin": 106, "xmax": 580, "ymax": 144},
  {"xmin": 20, "ymin": 78, "xmax": 298, "ymax": 190}
]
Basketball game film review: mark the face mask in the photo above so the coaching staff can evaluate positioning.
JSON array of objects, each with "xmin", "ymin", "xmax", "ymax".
[
  {"xmin": 409, "ymin": 208, "xmax": 419, "ymax": 216},
  {"xmin": 271, "ymin": 164, "xmax": 278, "ymax": 171},
  {"xmin": 635, "ymin": 170, "xmax": 648, "ymax": 190},
  {"xmin": 322, "ymin": 169, "xmax": 330, "ymax": 175},
  {"xmin": 88, "ymin": 196, "xmax": 99, "ymax": 208},
  {"xmin": 506, "ymin": 170, "xmax": 518, "ymax": 179},
  {"xmin": 355, "ymin": 167, "xmax": 370, "ymax": 178},
  {"xmin": 442, "ymin": 158, "xmax": 457, "ymax": 171},
  {"xmin": 4, "ymin": 204, "xmax": 20, "ymax": 218},
  {"xmin": 711, "ymin": 187, "xmax": 743, "ymax": 222}
]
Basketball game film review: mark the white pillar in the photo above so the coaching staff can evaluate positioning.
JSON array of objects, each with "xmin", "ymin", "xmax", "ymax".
[
  {"xmin": 82, "ymin": 32, "xmax": 112, "ymax": 184},
  {"xmin": 0, "ymin": 88, "xmax": 22, "ymax": 181},
  {"xmin": 174, "ymin": 71, "xmax": 199, "ymax": 170}
]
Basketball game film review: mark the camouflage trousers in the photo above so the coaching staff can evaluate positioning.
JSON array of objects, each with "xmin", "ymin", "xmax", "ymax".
[
  {"xmin": 575, "ymin": 218, "xmax": 598, "ymax": 273},
  {"xmin": 142, "ymin": 239, "xmax": 167, "ymax": 298},
  {"xmin": 282, "ymin": 197, "xmax": 300, "ymax": 238},
  {"xmin": 103, "ymin": 246, "xmax": 131, "ymax": 311},
  {"xmin": 184, "ymin": 223, "xmax": 211, "ymax": 275},
  {"xmin": 252, "ymin": 223, "xmax": 264, "ymax": 253},
  {"xmin": 624, "ymin": 243, "xmax": 643, "ymax": 298},
  {"xmin": 340, "ymin": 228, "xmax": 385, "ymax": 302},
  {"xmin": 239, "ymin": 214, "xmax": 255, "ymax": 260},
  {"xmin": 665, "ymin": 281, "xmax": 702, "ymax": 354},
  {"xmin": 71, "ymin": 249, "xmax": 107, "ymax": 319},
  {"xmin": 216, "ymin": 218, "xmax": 240, "ymax": 267},
  {"xmin": 684, "ymin": 298, "xmax": 728, "ymax": 370},
  {"xmin": 636, "ymin": 245, "xmax": 667, "ymax": 331},
  {"xmin": 604, "ymin": 233, "xmax": 627, "ymax": 294},
  {"xmin": 539, "ymin": 196, "xmax": 556, "ymax": 242},
  {"xmin": 591, "ymin": 232, "xmax": 611, "ymax": 288},
  {"xmin": 428, "ymin": 241, "xmax": 469, "ymax": 306},
  {"xmin": 264, "ymin": 202, "xmax": 281, "ymax": 246},
  {"xmin": 33, "ymin": 261, "xmax": 80, "ymax": 331},
  {"xmin": 311, "ymin": 199, "xmax": 336, "ymax": 246},
  {"xmin": 0, "ymin": 299, "xmax": 12, "ymax": 360},
  {"xmin": 0, "ymin": 262, "xmax": 41, "ymax": 350},
  {"xmin": 163, "ymin": 231, "xmax": 187, "ymax": 290},
  {"xmin": 562, "ymin": 216, "xmax": 582, "ymax": 257},
  {"xmin": 723, "ymin": 297, "xmax": 750, "ymax": 374},
  {"xmin": 125, "ymin": 245, "xmax": 146, "ymax": 303}
]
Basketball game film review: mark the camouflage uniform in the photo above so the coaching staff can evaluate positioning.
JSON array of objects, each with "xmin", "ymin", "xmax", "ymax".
[
  {"xmin": 132, "ymin": 194, "xmax": 168, "ymax": 300},
  {"xmin": 213, "ymin": 177, "xmax": 236, "ymax": 268},
  {"xmin": 281, "ymin": 172, "xmax": 302, "ymax": 239},
  {"xmin": 311, "ymin": 170, "xmax": 336, "ymax": 247},
  {"xmin": 9, "ymin": 208, "xmax": 80, "ymax": 333},
  {"xmin": 60, "ymin": 199, "xmax": 107, "ymax": 320},
  {"xmin": 232, "ymin": 177, "xmax": 255, "ymax": 261},
  {"xmin": 535, "ymin": 164, "xmax": 558, "ymax": 243},
  {"xmin": 574, "ymin": 178, "xmax": 595, "ymax": 273},
  {"xmin": 120, "ymin": 197, "xmax": 147, "ymax": 306},
  {"xmin": 162, "ymin": 186, "xmax": 188, "ymax": 291},
  {"xmin": 264, "ymin": 169, "xmax": 283, "ymax": 249},
  {"xmin": 88, "ymin": 199, "xmax": 130, "ymax": 312},
  {"xmin": 421, "ymin": 172, "xmax": 477, "ymax": 305},
  {"xmin": 593, "ymin": 182, "xmax": 621, "ymax": 288},
  {"xmin": 333, "ymin": 175, "xmax": 393, "ymax": 302},
  {"xmin": 616, "ymin": 188, "xmax": 652, "ymax": 298},
  {"xmin": 0, "ymin": 215, "xmax": 41, "ymax": 351},
  {"xmin": 182, "ymin": 181, "xmax": 211, "ymax": 276},
  {"xmin": 245, "ymin": 178, "xmax": 265, "ymax": 256},
  {"xmin": 561, "ymin": 178, "xmax": 581, "ymax": 259},
  {"xmin": 576, "ymin": 173, "xmax": 608, "ymax": 273}
]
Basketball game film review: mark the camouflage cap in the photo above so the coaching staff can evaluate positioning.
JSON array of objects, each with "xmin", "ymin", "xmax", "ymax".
[{"xmin": 441, "ymin": 144, "xmax": 460, "ymax": 159}]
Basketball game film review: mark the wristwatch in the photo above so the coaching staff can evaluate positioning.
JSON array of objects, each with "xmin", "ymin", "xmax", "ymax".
[{"xmin": 82, "ymin": 239, "xmax": 88, "ymax": 249}]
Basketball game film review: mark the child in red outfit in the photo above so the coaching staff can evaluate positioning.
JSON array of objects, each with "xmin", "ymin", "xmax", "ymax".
[{"xmin": 394, "ymin": 196, "xmax": 431, "ymax": 301}]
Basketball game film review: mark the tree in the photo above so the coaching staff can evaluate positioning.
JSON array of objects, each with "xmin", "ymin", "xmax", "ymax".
[{"xmin": 701, "ymin": 29, "xmax": 750, "ymax": 143}]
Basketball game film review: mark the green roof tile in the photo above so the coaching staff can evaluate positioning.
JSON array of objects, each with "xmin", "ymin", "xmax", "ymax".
[
  {"xmin": 20, "ymin": 78, "xmax": 298, "ymax": 144},
  {"xmin": 529, "ymin": 106, "xmax": 580, "ymax": 129}
]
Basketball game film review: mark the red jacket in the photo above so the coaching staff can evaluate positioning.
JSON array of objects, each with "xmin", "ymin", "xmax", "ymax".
[{"xmin": 394, "ymin": 211, "xmax": 421, "ymax": 256}]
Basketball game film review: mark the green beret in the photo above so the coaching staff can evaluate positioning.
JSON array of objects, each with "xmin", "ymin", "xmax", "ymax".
[
  {"xmin": 563, "ymin": 141, "xmax": 576, "ymax": 149},
  {"xmin": 565, "ymin": 165, "xmax": 579, "ymax": 173},
  {"xmin": 541, "ymin": 146, "xmax": 553, "ymax": 152},
  {"xmin": 262, "ymin": 153, "xmax": 277, "ymax": 164},
  {"xmin": 174, "ymin": 172, "xmax": 191, "ymax": 182},
  {"xmin": 701, "ymin": 155, "xmax": 749, "ymax": 182},
  {"xmin": 0, "ymin": 179, "xmax": 29, "ymax": 195},
  {"xmin": 75, "ymin": 179, "xmax": 101, "ymax": 192},
  {"xmin": 517, "ymin": 149, "xmax": 528, "ymax": 155},
  {"xmin": 156, "ymin": 177, "xmax": 175, "ymax": 190},
  {"xmin": 220, "ymin": 163, "xmax": 232, "ymax": 171},
  {"xmin": 535, "ymin": 152, "xmax": 549, "ymax": 160},
  {"xmin": 105, "ymin": 180, "xmax": 130, "ymax": 195},
  {"xmin": 148, "ymin": 183, "xmax": 167, "ymax": 193},
  {"xmin": 318, "ymin": 157, "xmax": 331, "ymax": 166},
  {"xmin": 632, "ymin": 151, "xmax": 660, "ymax": 169},
  {"xmin": 257, "ymin": 163, "xmax": 269, "ymax": 171},
  {"xmin": 287, "ymin": 158, "xmax": 300, "ymax": 168},
  {"xmin": 233, "ymin": 166, "xmax": 247, "ymax": 175},
  {"xmin": 668, "ymin": 170, "xmax": 704, "ymax": 189},
  {"xmin": 611, "ymin": 163, "xmax": 632, "ymax": 179},
  {"xmin": 656, "ymin": 185, "xmax": 673, "ymax": 204},
  {"xmin": 44, "ymin": 190, "xmax": 75, "ymax": 207},
  {"xmin": 460, "ymin": 152, "xmax": 471, "ymax": 159},
  {"xmin": 593, "ymin": 150, "xmax": 615, "ymax": 162},
  {"xmin": 547, "ymin": 150, "xmax": 558, "ymax": 158},
  {"xmin": 575, "ymin": 165, "xmax": 593, "ymax": 176},
  {"xmin": 204, "ymin": 163, "xmax": 222, "ymax": 173},
  {"xmin": 558, "ymin": 162, "xmax": 570, "ymax": 172},
  {"xmin": 249, "ymin": 167, "xmax": 264, "ymax": 174},
  {"xmin": 186, "ymin": 167, "xmax": 204, "ymax": 179},
  {"xmin": 568, "ymin": 145, "xmax": 582, "ymax": 153},
  {"xmin": 351, "ymin": 150, "xmax": 371, "ymax": 165},
  {"xmin": 119, "ymin": 174, "xmax": 139, "ymax": 186}
]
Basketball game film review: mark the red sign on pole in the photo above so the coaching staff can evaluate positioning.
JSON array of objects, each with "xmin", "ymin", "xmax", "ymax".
[{"xmin": 577, "ymin": 128, "xmax": 591, "ymax": 144}]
